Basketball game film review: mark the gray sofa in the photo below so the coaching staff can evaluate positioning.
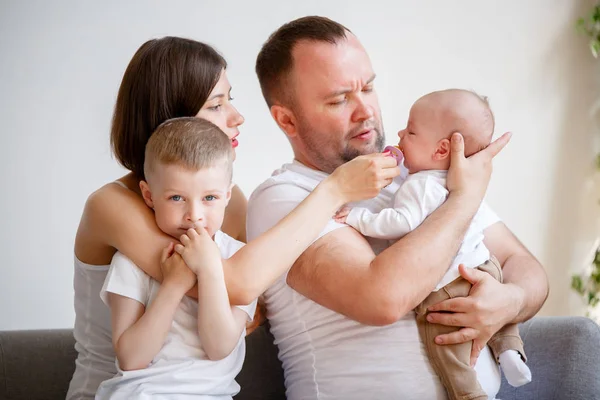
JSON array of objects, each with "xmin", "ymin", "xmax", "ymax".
[{"xmin": 1, "ymin": 317, "xmax": 599, "ymax": 400}]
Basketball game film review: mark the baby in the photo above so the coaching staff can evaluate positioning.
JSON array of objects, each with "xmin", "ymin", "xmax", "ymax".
[
  {"xmin": 96, "ymin": 118, "xmax": 257, "ymax": 399},
  {"xmin": 335, "ymin": 89, "xmax": 531, "ymax": 400}
]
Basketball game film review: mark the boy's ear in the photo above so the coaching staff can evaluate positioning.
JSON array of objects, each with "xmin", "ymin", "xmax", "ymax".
[
  {"xmin": 433, "ymin": 138, "xmax": 451, "ymax": 161},
  {"xmin": 271, "ymin": 105, "xmax": 297, "ymax": 138},
  {"xmin": 225, "ymin": 183, "xmax": 234, "ymax": 206},
  {"xmin": 139, "ymin": 180, "xmax": 154, "ymax": 209}
]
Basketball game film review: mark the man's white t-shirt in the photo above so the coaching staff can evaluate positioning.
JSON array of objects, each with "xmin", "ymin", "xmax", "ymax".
[
  {"xmin": 95, "ymin": 230, "xmax": 257, "ymax": 400},
  {"xmin": 346, "ymin": 170, "xmax": 495, "ymax": 290},
  {"xmin": 246, "ymin": 161, "xmax": 501, "ymax": 400}
]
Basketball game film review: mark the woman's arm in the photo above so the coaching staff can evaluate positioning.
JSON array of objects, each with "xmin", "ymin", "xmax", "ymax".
[
  {"xmin": 222, "ymin": 154, "xmax": 399, "ymax": 305},
  {"xmin": 75, "ymin": 182, "xmax": 248, "ymax": 276}
]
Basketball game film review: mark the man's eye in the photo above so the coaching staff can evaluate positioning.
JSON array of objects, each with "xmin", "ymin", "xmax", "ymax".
[
  {"xmin": 329, "ymin": 98, "xmax": 346, "ymax": 106},
  {"xmin": 170, "ymin": 195, "xmax": 183, "ymax": 201}
]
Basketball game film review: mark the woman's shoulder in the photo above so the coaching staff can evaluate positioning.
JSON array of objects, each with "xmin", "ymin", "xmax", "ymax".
[{"xmin": 85, "ymin": 180, "xmax": 140, "ymax": 215}]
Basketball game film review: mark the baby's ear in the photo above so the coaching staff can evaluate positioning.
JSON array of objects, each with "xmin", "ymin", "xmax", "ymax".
[
  {"xmin": 139, "ymin": 180, "xmax": 154, "ymax": 209},
  {"xmin": 433, "ymin": 138, "xmax": 451, "ymax": 161}
]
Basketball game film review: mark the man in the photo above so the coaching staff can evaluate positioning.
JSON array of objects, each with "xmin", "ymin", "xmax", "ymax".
[{"xmin": 247, "ymin": 16, "xmax": 546, "ymax": 399}]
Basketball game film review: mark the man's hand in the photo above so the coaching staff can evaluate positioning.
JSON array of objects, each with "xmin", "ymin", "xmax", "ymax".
[
  {"xmin": 447, "ymin": 131, "xmax": 512, "ymax": 202},
  {"xmin": 175, "ymin": 226, "xmax": 222, "ymax": 275},
  {"xmin": 160, "ymin": 242, "xmax": 197, "ymax": 293},
  {"xmin": 426, "ymin": 264, "xmax": 524, "ymax": 366}
]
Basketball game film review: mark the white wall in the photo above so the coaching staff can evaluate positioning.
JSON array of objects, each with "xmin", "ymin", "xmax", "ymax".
[{"xmin": 1, "ymin": 0, "xmax": 598, "ymax": 330}]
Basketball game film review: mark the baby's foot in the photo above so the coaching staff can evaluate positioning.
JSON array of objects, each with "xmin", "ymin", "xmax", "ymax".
[{"xmin": 499, "ymin": 350, "xmax": 532, "ymax": 387}]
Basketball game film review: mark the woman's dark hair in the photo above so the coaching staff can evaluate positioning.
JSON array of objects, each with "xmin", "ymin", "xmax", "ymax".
[{"xmin": 110, "ymin": 36, "xmax": 227, "ymax": 179}]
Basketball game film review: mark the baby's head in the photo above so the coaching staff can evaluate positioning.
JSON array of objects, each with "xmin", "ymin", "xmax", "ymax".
[
  {"xmin": 140, "ymin": 117, "xmax": 234, "ymax": 239},
  {"xmin": 398, "ymin": 89, "xmax": 494, "ymax": 173}
]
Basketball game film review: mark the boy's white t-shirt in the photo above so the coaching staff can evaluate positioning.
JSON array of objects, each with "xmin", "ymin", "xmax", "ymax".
[
  {"xmin": 247, "ymin": 161, "xmax": 501, "ymax": 400},
  {"xmin": 95, "ymin": 230, "xmax": 257, "ymax": 400},
  {"xmin": 346, "ymin": 169, "xmax": 495, "ymax": 290}
]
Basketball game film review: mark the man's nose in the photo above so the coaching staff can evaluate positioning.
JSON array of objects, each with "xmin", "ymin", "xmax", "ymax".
[{"xmin": 352, "ymin": 98, "xmax": 375, "ymax": 122}]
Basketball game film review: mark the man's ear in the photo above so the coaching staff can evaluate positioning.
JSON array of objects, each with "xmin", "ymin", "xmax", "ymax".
[
  {"xmin": 271, "ymin": 105, "xmax": 297, "ymax": 138},
  {"xmin": 433, "ymin": 138, "xmax": 451, "ymax": 161},
  {"xmin": 139, "ymin": 180, "xmax": 154, "ymax": 209}
]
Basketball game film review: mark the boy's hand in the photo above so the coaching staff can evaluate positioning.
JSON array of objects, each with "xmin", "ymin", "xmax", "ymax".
[
  {"xmin": 160, "ymin": 242, "xmax": 196, "ymax": 293},
  {"xmin": 334, "ymin": 206, "xmax": 351, "ymax": 224},
  {"xmin": 174, "ymin": 226, "xmax": 222, "ymax": 276}
]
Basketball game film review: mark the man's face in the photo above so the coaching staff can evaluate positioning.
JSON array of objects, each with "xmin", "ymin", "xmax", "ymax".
[{"xmin": 287, "ymin": 34, "xmax": 385, "ymax": 173}]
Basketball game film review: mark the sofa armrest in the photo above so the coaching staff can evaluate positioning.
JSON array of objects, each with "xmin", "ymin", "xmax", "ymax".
[
  {"xmin": 0, "ymin": 329, "xmax": 76, "ymax": 400},
  {"xmin": 497, "ymin": 316, "xmax": 600, "ymax": 400}
]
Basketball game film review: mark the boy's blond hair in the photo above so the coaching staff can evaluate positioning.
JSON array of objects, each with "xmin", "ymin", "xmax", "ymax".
[{"xmin": 144, "ymin": 117, "xmax": 233, "ymax": 181}]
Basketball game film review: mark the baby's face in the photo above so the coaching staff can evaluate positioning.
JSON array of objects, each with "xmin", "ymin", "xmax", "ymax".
[
  {"xmin": 397, "ymin": 99, "xmax": 446, "ymax": 173},
  {"xmin": 143, "ymin": 162, "xmax": 232, "ymax": 240}
]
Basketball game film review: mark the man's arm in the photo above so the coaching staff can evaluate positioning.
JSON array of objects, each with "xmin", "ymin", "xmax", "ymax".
[
  {"xmin": 425, "ymin": 221, "xmax": 548, "ymax": 365},
  {"xmin": 285, "ymin": 132, "xmax": 511, "ymax": 325},
  {"xmin": 485, "ymin": 221, "xmax": 548, "ymax": 321},
  {"xmin": 287, "ymin": 192, "xmax": 479, "ymax": 325}
]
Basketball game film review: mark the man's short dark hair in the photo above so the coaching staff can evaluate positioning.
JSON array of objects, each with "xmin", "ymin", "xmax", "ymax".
[{"xmin": 255, "ymin": 16, "xmax": 350, "ymax": 108}]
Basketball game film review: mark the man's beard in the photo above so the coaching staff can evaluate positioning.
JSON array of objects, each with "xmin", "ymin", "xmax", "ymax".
[{"xmin": 301, "ymin": 122, "xmax": 386, "ymax": 173}]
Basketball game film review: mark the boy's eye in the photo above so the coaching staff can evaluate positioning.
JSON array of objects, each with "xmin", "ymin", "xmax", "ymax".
[
  {"xmin": 204, "ymin": 195, "xmax": 217, "ymax": 201},
  {"xmin": 170, "ymin": 195, "xmax": 183, "ymax": 201}
]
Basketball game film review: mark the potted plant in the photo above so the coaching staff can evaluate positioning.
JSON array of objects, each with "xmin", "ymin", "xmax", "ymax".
[{"xmin": 572, "ymin": 4, "xmax": 600, "ymax": 322}]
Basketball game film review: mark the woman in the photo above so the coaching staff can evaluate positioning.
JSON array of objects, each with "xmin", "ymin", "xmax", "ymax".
[{"xmin": 68, "ymin": 36, "xmax": 398, "ymax": 399}]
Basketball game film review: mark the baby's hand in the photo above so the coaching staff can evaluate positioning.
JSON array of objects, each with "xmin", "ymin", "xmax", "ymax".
[
  {"xmin": 334, "ymin": 206, "xmax": 352, "ymax": 224},
  {"xmin": 160, "ymin": 243, "xmax": 196, "ymax": 293},
  {"xmin": 174, "ymin": 226, "xmax": 222, "ymax": 275}
]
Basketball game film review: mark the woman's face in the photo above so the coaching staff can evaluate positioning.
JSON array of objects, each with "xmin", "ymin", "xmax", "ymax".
[{"xmin": 196, "ymin": 69, "xmax": 245, "ymax": 152}]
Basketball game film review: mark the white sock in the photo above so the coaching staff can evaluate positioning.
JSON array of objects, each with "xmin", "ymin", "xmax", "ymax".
[{"xmin": 498, "ymin": 350, "xmax": 532, "ymax": 387}]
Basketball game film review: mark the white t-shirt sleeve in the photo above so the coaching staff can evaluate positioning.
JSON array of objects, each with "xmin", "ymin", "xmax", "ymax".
[
  {"xmin": 235, "ymin": 299, "xmax": 258, "ymax": 322},
  {"xmin": 100, "ymin": 252, "xmax": 151, "ymax": 307},
  {"xmin": 247, "ymin": 181, "xmax": 344, "ymax": 243},
  {"xmin": 346, "ymin": 176, "xmax": 448, "ymax": 240},
  {"xmin": 478, "ymin": 200, "xmax": 501, "ymax": 229}
]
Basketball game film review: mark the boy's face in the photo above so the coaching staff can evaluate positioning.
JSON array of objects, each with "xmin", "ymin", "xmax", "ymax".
[
  {"xmin": 140, "ymin": 162, "xmax": 232, "ymax": 240},
  {"xmin": 397, "ymin": 99, "xmax": 444, "ymax": 173}
]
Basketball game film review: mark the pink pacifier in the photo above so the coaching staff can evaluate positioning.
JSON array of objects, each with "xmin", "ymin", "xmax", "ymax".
[{"xmin": 383, "ymin": 145, "xmax": 404, "ymax": 166}]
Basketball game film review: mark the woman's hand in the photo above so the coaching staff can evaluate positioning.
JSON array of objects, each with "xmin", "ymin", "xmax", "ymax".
[
  {"xmin": 160, "ymin": 242, "xmax": 196, "ymax": 293},
  {"xmin": 325, "ymin": 153, "xmax": 400, "ymax": 204}
]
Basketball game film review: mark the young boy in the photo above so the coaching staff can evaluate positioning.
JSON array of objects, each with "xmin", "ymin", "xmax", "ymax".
[
  {"xmin": 335, "ymin": 89, "xmax": 531, "ymax": 400},
  {"xmin": 96, "ymin": 117, "xmax": 257, "ymax": 399}
]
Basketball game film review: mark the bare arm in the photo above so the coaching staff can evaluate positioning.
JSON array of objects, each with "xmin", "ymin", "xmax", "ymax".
[
  {"xmin": 426, "ymin": 221, "xmax": 548, "ymax": 365},
  {"xmin": 175, "ymin": 227, "xmax": 249, "ymax": 360},
  {"xmin": 288, "ymin": 192, "xmax": 478, "ymax": 325},
  {"xmin": 75, "ymin": 181, "xmax": 248, "ymax": 280},
  {"xmin": 108, "ymin": 245, "xmax": 195, "ymax": 371},
  {"xmin": 222, "ymin": 154, "xmax": 399, "ymax": 305},
  {"xmin": 196, "ymin": 268, "xmax": 248, "ymax": 360},
  {"xmin": 286, "ymin": 132, "xmax": 512, "ymax": 325},
  {"xmin": 109, "ymin": 285, "xmax": 186, "ymax": 371},
  {"xmin": 484, "ymin": 221, "xmax": 548, "ymax": 322}
]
